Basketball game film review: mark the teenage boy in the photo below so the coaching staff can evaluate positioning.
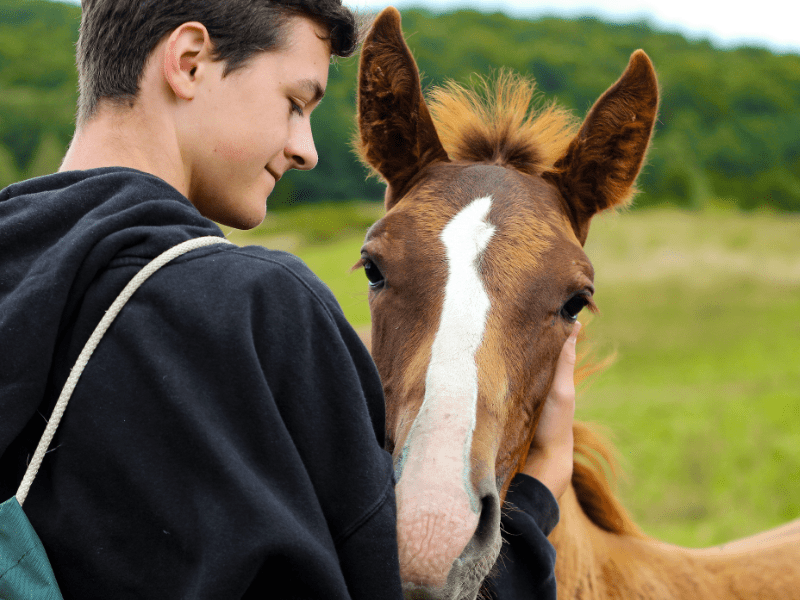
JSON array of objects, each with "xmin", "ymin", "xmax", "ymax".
[{"xmin": 0, "ymin": 1, "xmax": 576, "ymax": 598}]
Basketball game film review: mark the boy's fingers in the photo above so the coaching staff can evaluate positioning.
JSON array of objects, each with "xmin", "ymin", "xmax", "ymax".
[
  {"xmin": 563, "ymin": 321, "xmax": 580, "ymax": 364},
  {"xmin": 550, "ymin": 322, "xmax": 580, "ymax": 399},
  {"xmin": 523, "ymin": 322, "xmax": 580, "ymax": 496}
]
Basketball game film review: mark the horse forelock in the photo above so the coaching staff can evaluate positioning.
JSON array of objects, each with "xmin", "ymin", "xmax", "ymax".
[{"xmin": 427, "ymin": 70, "xmax": 580, "ymax": 176}]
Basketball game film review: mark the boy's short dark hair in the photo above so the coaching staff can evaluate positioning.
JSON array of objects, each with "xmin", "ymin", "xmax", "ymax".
[{"xmin": 77, "ymin": 0, "xmax": 360, "ymax": 124}]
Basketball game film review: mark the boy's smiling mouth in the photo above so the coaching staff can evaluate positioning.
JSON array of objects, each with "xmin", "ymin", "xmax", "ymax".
[{"xmin": 266, "ymin": 166, "xmax": 281, "ymax": 182}]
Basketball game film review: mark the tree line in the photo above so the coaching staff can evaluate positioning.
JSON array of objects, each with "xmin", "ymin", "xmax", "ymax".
[{"xmin": 1, "ymin": 0, "xmax": 798, "ymax": 211}]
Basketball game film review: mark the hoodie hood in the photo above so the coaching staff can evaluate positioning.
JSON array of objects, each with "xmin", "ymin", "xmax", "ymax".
[{"xmin": 0, "ymin": 167, "xmax": 223, "ymax": 459}]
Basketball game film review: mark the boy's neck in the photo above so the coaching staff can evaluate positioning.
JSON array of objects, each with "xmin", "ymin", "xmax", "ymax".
[{"xmin": 60, "ymin": 99, "xmax": 188, "ymax": 196}]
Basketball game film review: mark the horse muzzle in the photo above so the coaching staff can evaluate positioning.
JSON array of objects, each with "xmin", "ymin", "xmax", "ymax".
[{"xmin": 395, "ymin": 470, "xmax": 501, "ymax": 599}]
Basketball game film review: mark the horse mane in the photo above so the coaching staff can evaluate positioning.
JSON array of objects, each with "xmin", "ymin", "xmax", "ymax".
[
  {"xmin": 568, "ymin": 329, "xmax": 644, "ymax": 538},
  {"xmin": 427, "ymin": 70, "xmax": 580, "ymax": 176},
  {"xmin": 571, "ymin": 421, "xmax": 645, "ymax": 537}
]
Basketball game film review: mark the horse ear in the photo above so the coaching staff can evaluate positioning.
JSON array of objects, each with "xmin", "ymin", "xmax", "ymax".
[
  {"xmin": 357, "ymin": 7, "xmax": 450, "ymax": 210},
  {"xmin": 545, "ymin": 50, "xmax": 659, "ymax": 245}
]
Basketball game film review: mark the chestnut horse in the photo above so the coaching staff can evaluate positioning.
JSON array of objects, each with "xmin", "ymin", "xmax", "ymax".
[{"xmin": 355, "ymin": 7, "xmax": 800, "ymax": 600}]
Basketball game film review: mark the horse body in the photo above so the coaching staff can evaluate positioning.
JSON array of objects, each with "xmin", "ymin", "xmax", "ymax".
[
  {"xmin": 553, "ymin": 425, "xmax": 800, "ymax": 599},
  {"xmin": 553, "ymin": 456, "xmax": 800, "ymax": 599},
  {"xmin": 356, "ymin": 7, "xmax": 799, "ymax": 599}
]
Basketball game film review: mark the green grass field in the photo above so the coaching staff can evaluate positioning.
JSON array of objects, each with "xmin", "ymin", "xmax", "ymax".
[{"xmin": 226, "ymin": 204, "xmax": 800, "ymax": 548}]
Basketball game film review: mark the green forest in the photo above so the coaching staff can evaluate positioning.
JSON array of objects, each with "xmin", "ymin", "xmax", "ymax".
[{"xmin": 1, "ymin": 0, "xmax": 799, "ymax": 211}]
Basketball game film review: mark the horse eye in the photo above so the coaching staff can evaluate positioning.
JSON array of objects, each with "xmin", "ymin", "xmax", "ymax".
[
  {"xmin": 561, "ymin": 294, "xmax": 589, "ymax": 322},
  {"xmin": 363, "ymin": 259, "xmax": 385, "ymax": 289}
]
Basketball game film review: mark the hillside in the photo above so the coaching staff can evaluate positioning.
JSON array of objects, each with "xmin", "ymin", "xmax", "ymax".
[{"xmin": 1, "ymin": 0, "xmax": 798, "ymax": 210}]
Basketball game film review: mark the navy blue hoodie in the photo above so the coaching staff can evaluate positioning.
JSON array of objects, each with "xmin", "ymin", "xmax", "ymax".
[{"xmin": 0, "ymin": 168, "xmax": 558, "ymax": 599}]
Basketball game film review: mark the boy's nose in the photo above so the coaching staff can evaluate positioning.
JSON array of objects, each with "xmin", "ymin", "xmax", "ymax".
[{"xmin": 286, "ymin": 121, "xmax": 318, "ymax": 171}]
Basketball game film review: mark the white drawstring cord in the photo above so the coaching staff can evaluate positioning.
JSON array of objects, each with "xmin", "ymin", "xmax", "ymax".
[{"xmin": 17, "ymin": 236, "xmax": 233, "ymax": 505}]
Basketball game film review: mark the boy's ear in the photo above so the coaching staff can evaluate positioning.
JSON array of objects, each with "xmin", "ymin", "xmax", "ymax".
[
  {"xmin": 162, "ymin": 22, "xmax": 215, "ymax": 101},
  {"xmin": 544, "ymin": 50, "xmax": 658, "ymax": 245}
]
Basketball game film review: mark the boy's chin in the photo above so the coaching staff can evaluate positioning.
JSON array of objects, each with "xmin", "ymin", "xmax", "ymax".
[
  {"xmin": 212, "ymin": 198, "xmax": 268, "ymax": 231},
  {"xmin": 232, "ymin": 206, "xmax": 268, "ymax": 230}
]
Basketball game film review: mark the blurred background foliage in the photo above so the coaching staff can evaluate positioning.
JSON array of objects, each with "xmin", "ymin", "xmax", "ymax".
[{"xmin": 1, "ymin": 0, "xmax": 799, "ymax": 211}]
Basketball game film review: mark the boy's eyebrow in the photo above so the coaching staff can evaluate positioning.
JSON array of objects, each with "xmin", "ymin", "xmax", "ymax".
[{"xmin": 299, "ymin": 78, "xmax": 325, "ymax": 103}]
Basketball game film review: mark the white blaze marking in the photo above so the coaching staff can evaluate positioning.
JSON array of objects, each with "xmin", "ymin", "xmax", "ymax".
[{"xmin": 397, "ymin": 196, "xmax": 495, "ymax": 510}]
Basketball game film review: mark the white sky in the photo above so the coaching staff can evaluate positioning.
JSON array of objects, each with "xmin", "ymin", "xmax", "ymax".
[
  {"xmin": 57, "ymin": 0, "xmax": 799, "ymax": 54},
  {"xmin": 346, "ymin": 0, "xmax": 800, "ymax": 54}
]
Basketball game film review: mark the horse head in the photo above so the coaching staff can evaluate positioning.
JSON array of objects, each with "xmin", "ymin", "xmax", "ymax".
[{"xmin": 356, "ymin": 8, "xmax": 658, "ymax": 598}]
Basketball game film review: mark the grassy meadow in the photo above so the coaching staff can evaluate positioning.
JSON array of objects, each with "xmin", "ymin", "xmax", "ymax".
[{"xmin": 226, "ymin": 204, "xmax": 800, "ymax": 548}]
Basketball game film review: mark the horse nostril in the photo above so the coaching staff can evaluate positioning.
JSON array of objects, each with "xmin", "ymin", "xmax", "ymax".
[
  {"xmin": 447, "ymin": 489, "xmax": 502, "ymax": 597},
  {"xmin": 474, "ymin": 493, "xmax": 500, "ymax": 547},
  {"xmin": 462, "ymin": 489, "xmax": 501, "ymax": 560}
]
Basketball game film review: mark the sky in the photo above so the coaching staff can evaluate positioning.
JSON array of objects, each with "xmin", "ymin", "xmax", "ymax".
[
  {"xmin": 345, "ymin": 0, "xmax": 800, "ymax": 54},
  {"xmin": 57, "ymin": 0, "xmax": 799, "ymax": 54}
]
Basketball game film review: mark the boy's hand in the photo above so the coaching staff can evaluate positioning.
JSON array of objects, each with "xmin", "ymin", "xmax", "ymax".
[{"xmin": 520, "ymin": 322, "xmax": 580, "ymax": 499}]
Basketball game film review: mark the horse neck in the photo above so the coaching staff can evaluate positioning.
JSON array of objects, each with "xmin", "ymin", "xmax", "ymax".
[
  {"xmin": 549, "ymin": 483, "xmax": 606, "ymax": 599},
  {"xmin": 550, "ymin": 483, "xmax": 713, "ymax": 600},
  {"xmin": 551, "ymin": 422, "xmax": 714, "ymax": 598},
  {"xmin": 550, "ymin": 483, "xmax": 800, "ymax": 600}
]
